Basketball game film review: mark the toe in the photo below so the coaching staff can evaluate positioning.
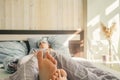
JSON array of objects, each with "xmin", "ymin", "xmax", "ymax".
[
  {"xmin": 46, "ymin": 52, "xmax": 57, "ymax": 65},
  {"xmin": 37, "ymin": 51, "xmax": 43, "ymax": 61},
  {"xmin": 56, "ymin": 69, "xmax": 61, "ymax": 77},
  {"xmin": 37, "ymin": 51, "xmax": 43, "ymax": 67},
  {"xmin": 54, "ymin": 72, "xmax": 58, "ymax": 77},
  {"xmin": 60, "ymin": 69, "xmax": 67, "ymax": 77},
  {"xmin": 52, "ymin": 75, "xmax": 57, "ymax": 80}
]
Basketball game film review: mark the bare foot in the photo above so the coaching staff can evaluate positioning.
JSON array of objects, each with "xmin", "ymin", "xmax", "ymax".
[
  {"xmin": 50, "ymin": 69, "xmax": 67, "ymax": 80},
  {"xmin": 37, "ymin": 51, "xmax": 57, "ymax": 80}
]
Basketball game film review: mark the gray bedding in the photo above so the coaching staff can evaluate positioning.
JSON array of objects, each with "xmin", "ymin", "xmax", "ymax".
[
  {"xmin": 0, "ymin": 41, "xmax": 28, "ymax": 63},
  {"xmin": 1, "ymin": 49, "xmax": 120, "ymax": 80}
]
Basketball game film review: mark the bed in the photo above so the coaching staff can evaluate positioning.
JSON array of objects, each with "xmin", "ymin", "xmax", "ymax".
[
  {"xmin": 0, "ymin": 30, "xmax": 82, "ymax": 80},
  {"xmin": 0, "ymin": 30, "xmax": 120, "ymax": 80}
]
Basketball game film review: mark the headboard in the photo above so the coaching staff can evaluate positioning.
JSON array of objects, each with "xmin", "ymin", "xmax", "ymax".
[
  {"xmin": 0, "ymin": 30, "xmax": 82, "ymax": 35},
  {"xmin": 0, "ymin": 30, "xmax": 83, "ymax": 52},
  {"xmin": 0, "ymin": 30, "xmax": 83, "ymax": 40}
]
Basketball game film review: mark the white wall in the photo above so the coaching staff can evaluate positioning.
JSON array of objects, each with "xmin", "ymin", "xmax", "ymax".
[
  {"xmin": 87, "ymin": 0, "xmax": 120, "ymax": 59},
  {"xmin": 0, "ymin": 0, "xmax": 84, "ymax": 30}
]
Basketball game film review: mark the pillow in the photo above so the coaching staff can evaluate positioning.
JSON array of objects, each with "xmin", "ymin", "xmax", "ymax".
[
  {"xmin": 28, "ymin": 35, "xmax": 71, "ymax": 57},
  {"xmin": 0, "ymin": 41, "xmax": 28, "ymax": 63},
  {"xmin": 28, "ymin": 37, "xmax": 43, "ymax": 49},
  {"xmin": 47, "ymin": 36, "xmax": 71, "ymax": 57}
]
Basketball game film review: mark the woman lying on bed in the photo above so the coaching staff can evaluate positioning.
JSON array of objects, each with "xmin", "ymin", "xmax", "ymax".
[{"xmin": 9, "ymin": 39, "xmax": 120, "ymax": 80}]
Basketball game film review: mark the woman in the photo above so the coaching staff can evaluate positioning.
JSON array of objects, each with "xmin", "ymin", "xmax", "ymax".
[{"xmin": 9, "ymin": 39, "xmax": 120, "ymax": 80}]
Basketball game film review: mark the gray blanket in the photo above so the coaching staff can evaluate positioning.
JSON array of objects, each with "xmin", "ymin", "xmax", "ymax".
[{"xmin": 4, "ymin": 50, "xmax": 120, "ymax": 80}]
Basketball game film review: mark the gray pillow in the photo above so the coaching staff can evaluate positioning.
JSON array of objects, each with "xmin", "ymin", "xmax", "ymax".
[
  {"xmin": 28, "ymin": 37, "xmax": 42, "ymax": 49},
  {"xmin": 28, "ymin": 36, "xmax": 71, "ymax": 57},
  {"xmin": 47, "ymin": 36, "xmax": 71, "ymax": 57},
  {"xmin": 0, "ymin": 41, "xmax": 28, "ymax": 63}
]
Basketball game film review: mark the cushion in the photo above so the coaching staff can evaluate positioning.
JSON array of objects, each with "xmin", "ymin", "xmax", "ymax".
[
  {"xmin": 28, "ymin": 35, "xmax": 71, "ymax": 57},
  {"xmin": 28, "ymin": 37, "xmax": 43, "ymax": 49},
  {"xmin": 0, "ymin": 41, "xmax": 28, "ymax": 63},
  {"xmin": 47, "ymin": 36, "xmax": 71, "ymax": 57}
]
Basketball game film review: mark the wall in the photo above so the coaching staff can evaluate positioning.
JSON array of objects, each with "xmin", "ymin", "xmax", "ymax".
[
  {"xmin": 87, "ymin": 0, "xmax": 120, "ymax": 59},
  {"xmin": 0, "ymin": 0, "xmax": 83, "ymax": 30}
]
